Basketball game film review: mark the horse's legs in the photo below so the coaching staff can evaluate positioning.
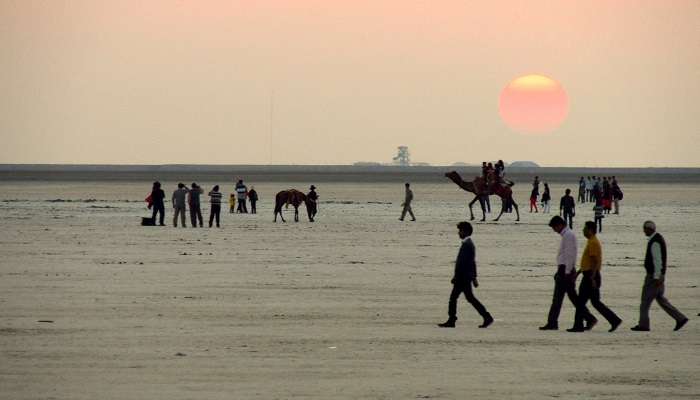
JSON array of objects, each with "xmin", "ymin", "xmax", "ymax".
[
  {"xmin": 512, "ymin": 198, "xmax": 520, "ymax": 221},
  {"xmin": 294, "ymin": 206, "xmax": 299, "ymax": 222}
]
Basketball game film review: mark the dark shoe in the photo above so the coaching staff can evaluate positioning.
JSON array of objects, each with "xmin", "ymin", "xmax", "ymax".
[
  {"xmin": 674, "ymin": 318, "xmax": 689, "ymax": 331},
  {"xmin": 410, "ymin": 218, "xmax": 416, "ymax": 221},
  {"xmin": 630, "ymin": 325, "xmax": 650, "ymax": 332},
  {"xmin": 479, "ymin": 315, "xmax": 494, "ymax": 328},
  {"xmin": 399, "ymin": 218, "xmax": 404, "ymax": 221},
  {"xmin": 609, "ymin": 319, "xmax": 622, "ymax": 332},
  {"xmin": 438, "ymin": 319, "xmax": 456, "ymax": 328},
  {"xmin": 539, "ymin": 324, "xmax": 558, "ymax": 331},
  {"xmin": 566, "ymin": 327, "xmax": 586, "ymax": 333},
  {"xmin": 585, "ymin": 319, "xmax": 598, "ymax": 331}
]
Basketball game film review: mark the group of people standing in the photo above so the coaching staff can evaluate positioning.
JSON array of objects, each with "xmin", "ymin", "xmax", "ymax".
[
  {"xmin": 529, "ymin": 176, "xmax": 624, "ymax": 232},
  {"xmin": 229, "ymin": 180, "xmax": 259, "ymax": 215},
  {"xmin": 438, "ymin": 217, "xmax": 689, "ymax": 333},
  {"xmin": 146, "ymin": 180, "xmax": 259, "ymax": 228}
]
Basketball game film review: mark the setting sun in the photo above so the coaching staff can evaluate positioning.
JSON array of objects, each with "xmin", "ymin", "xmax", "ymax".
[{"xmin": 499, "ymin": 74, "xmax": 569, "ymax": 134}]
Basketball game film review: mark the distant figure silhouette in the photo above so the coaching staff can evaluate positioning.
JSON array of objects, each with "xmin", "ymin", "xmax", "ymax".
[
  {"xmin": 208, "ymin": 185, "xmax": 222, "ymax": 228},
  {"xmin": 560, "ymin": 188, "xmax": 576, "ymax": 229},
  {"xmin": 188, "ymin": 182, "xmax": 203, "ymax": 228},
  {"xmin": 248, "ymin": 186, "xmax": 259, "ymax": 214},
  {"xmin": 274, "ymin": 189, "xmax": 313, "ymax": 222},
  {"xmin": 307, "ymin": 185, "xmax": 318, "ymax": 221},
  {"xmin": 438, "ymin": 221, "xmax": 493, "ymax": 328},
  {"xmin": 399, "ymin": 183, "xmax": 416, "ymax": 221},
  {"xmin": 172, "ymin": 183, "xmax": 189, "ymax": 228},
  {"xmin": 236, "ymin": 179, "xmax": 248, "ymax": 213},
  {"xmin": 148, "ymin": 181, "xmax": 166, "ymax": 226}
]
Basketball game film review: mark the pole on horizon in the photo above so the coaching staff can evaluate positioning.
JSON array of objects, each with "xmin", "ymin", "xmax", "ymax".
[{"xmin": 269, "ymin": 91, "xmax": 274, "ymax": 166}]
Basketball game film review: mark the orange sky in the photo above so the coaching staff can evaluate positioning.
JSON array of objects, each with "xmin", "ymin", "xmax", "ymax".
[{"xmin": 1, "ymin": 1, "xmax": 698, "ymax": 166}]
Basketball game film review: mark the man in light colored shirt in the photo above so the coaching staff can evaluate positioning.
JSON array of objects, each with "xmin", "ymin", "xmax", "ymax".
[
  {"xmin": 399, "ymin": 183, "xmax": 416, "ymax": 221},
  {"xmin": 171, "ymin": 183, "xmax": 189, "ymax": 228},
  {"xmin": 631, "ymin": 221, "xmax": 688, "ymax": 331},
  {"xmin": 540, "ymin": 216, "xmax": 596, "ymax": 330}
]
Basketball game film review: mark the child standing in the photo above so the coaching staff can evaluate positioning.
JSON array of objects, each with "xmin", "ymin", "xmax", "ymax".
[{"xmin": 229, "ymin": 193, "xmax": 236, "ymax": 214}]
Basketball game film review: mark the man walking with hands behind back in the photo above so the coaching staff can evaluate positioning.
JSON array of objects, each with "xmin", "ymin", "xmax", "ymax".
[
  {"xmin": 438, "ymin": 222, "xmax": 494, "ymax": 328},
  {"xmin": 630, "ymin": 221, "xmax": 689, "ymax": 331},
  {"xmin": 540, "ymin": 216, "xmax": 597, "ymax": 330},
  {"xmin": 399, "ymin": 182, "xmax": 416, "ymax": 221}
]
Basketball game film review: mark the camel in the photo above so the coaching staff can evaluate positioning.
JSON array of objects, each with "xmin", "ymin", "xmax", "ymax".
[
  {"xmin": 274, "ymin": 189, "xmax": 315, "ymax": 222},
  {"xmin": 445, "ymin": 171, "xmax": 520, "ymax": 222}
]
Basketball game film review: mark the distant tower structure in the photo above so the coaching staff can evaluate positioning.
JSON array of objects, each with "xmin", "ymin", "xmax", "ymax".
[{"xmin": 392, "ymin": 146, "xmax": 411, "ymax": 166}]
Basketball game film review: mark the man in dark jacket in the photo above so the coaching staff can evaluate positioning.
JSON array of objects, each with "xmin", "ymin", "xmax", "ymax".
[
  {"xmin": 630, "ymin": 221, "xmax": 689, "ymax": 331},
  {"xmin": 438, "ymin": 222, "xmax": 494, "ymax": 328}
]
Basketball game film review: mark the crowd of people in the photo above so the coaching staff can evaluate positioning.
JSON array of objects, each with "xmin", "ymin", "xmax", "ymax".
[
  {"xmin": 526, "ymin": 175, "xmax": 624, "ymax": 232},
  {"xmin": 145, "ymin": 179, "xmax": 263, "ymax": 228}
]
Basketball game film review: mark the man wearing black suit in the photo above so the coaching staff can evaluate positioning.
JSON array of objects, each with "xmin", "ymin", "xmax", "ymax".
[{"xmin": 438, "ymin": 222, "xmax": 494, "ymax": 328}]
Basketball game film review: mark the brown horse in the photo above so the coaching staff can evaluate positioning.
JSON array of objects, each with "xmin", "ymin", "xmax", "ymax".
[
  {"xmin": 274, "ymin": 189, "xmax": 314, "ymax": 222},
  {"xmin": 445, "ymin": 171, "xmax": 520, "ymax": 222}
]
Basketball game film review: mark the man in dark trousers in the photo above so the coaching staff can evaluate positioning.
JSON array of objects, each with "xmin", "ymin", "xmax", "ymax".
[
  {"xmin": 630, "ymin": 221, "xmax": 689, "ymax": 331},
  {"xmin": 567, "ymin": 221, "xmax": 622, "ymax": 332},
  {"xmin": 438, "ymin": 222, "xmax": 494, "ymax": 328},
  {"xmin": 540, "ymin": 216, "xmax": 597, "ymax": 330},
  {"xmin": 560, "ymin": 188, "xmax": 576, "ymax": 229}
]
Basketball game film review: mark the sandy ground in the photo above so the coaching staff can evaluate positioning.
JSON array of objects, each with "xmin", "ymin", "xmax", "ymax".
[{"xmin": 0, "ymin": 180, "xmax": 698, "ymax": 399}]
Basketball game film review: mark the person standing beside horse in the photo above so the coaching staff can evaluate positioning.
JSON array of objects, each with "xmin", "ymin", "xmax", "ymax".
[
  {"xmin": 307, "ymin": 185, "xmax": 318, "ymax": 221},
  {"xmin": 399, "ymin": 183, "xmax": 416, "ymax": 221}
]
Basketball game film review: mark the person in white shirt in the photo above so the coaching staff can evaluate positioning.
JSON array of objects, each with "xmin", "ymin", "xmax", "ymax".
[
  {"xmin": 540, "ymin": 216, "xmax": 596, "ymax": 330},
  {"xmin": 630, "ymin": 221, "xmax": 689, "ymax": 331}
]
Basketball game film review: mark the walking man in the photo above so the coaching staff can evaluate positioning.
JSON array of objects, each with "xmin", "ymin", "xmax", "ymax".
[
  {"xmin": 630, "ymin": 221, "xmax": 689, "ymax": 331},
  {"xmin": 540, "ymin": 216, "xmax": 596, "ymax": 330},
  {"xmin": 399, "ymin": 183, "xmax": 416, "ymax": 221},
  {"xmin": 438, "ymin": 222, "xmax": 494, "ymax": 328},
  {"xmin": 172, "ymin": 183, "xmax": 189, "ymax": 228},
  {"xmin": 560, "ymin": 188, "xmax": 576, "ymax": 229},
  {"xmin": 567, "ymin": 221, "xmax": 622, "ymax": 332}
]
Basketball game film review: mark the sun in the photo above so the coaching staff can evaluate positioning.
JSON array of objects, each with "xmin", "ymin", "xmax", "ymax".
[{"xmin": 498, "ymin": 74, "xmax": 569, "ymax": 134}]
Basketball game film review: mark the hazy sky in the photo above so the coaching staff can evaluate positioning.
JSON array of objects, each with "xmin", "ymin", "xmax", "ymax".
[{"xmin": 2, "ymin": 1, "xmax": 698, "ymax": 166}]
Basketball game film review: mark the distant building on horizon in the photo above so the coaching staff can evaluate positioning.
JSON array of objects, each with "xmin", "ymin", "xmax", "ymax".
[{"xmin": 509, "ymin": 161, "xmax": 540, "ymax": 168}]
